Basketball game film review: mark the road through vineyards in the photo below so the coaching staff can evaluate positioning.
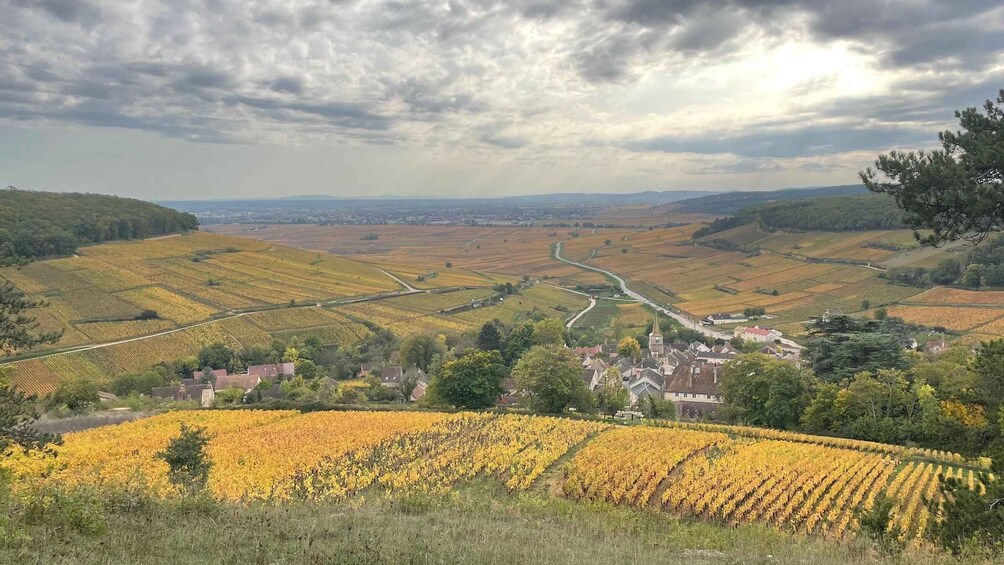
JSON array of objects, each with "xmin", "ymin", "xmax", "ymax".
[{"xmin": 553, "ymin": 241, "xmax": 803, "ymax": 349}]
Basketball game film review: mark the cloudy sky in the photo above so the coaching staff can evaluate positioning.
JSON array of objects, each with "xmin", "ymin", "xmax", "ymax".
[{"xmin": 2, "ymin": 0, "xmax": 1002, "ymax": 199}]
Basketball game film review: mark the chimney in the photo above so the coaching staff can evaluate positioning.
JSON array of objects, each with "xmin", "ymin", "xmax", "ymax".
[{"xmin": 713, "ymin": 365, "xmax": 718, "ymax": 384}]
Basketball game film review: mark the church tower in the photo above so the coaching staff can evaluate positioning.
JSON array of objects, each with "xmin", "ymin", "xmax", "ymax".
[{"xmin": 649, "ymin": 315, "xmax": 664, "ymax": 355}]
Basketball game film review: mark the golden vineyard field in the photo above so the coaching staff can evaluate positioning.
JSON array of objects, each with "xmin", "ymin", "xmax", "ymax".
[{"xmin": 10, "ymin": 410, "xmax": 996, "ymax": 544}]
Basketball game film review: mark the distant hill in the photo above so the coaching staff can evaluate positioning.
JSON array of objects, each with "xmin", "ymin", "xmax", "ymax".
[
  {"xmin": 693, "ymin": 193, "xmax": 906, "ymax": 238},
  {"xmin": 673, "ymin": 184, "xmax": 867, "ymax": 214},
  {"xmin": 0, "ymin": 189, "xmax": 198, "ymax": 264}
]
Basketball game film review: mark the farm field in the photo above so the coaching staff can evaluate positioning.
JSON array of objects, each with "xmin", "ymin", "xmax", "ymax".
[
  {"xmin": 0, "ymin": 231, "xmax": 400, "ymax": 355},
  {"xmin": 209, "ymin": 221, "xmax": 1004, "ymax": 343},
  {"xmin": 207, "ymin": 224, "xmax": 637, "ymax": 284},
  {"xmin": 3, "ymin": 284, "xmax": 585, "ymax": 395},
  {"xmin": 11, "ymin": 410, "xmax": 994, "ymax": 545}
]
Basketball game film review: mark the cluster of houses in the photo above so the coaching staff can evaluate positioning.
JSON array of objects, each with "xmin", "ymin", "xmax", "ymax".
[
  {"xmin": 151, "ymin": 362, "xmax": 296, "ymax": 407},
  {"xmin": 576, "ymin": 322, "xmax": 799, "ymax": 419},
  {"xmin": 360, "ymin": 363, "xmax": 430, "ymax": 402}
]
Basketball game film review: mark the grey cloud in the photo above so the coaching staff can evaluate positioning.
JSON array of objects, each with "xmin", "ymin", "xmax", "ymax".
[
  {"xmin": 268, "ymin": 76, "xmax": 305, "ymax": 95},
  {"xmin": 624, "ymin": 124, "xmax": 933, "ymax": 158},
  {"xmin": 482, "ymin": 135, "xmax": 529, "ymax": 149},
  {"xmin": 687, "ymin": 158, "xmax": 785, "ymax": 175}
]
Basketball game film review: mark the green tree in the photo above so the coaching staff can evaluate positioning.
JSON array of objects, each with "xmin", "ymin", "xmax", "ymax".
[
  {"xmin": 399, "ymin": 333, "xmax": 446, "ymax": 373},
  {"xmin": 873, "ymin": 307, "xmax": 888, "ymax": 320},
  {"xmin": 928, "ymin": 471, "xmax": 1004, "ymax": 554},
  {"xmin": 49, "ymin": 380, "xmax": 100, "ymax": 411},
  {"xmin": 806, "ymin": 331, "xmax": 904, "ymax": 382},
  {"xmin": 295, "ymin": 359, "xmax": 319, "ymax": 379},
  {"xmin": 974, "ymin": 339, "xmax": 1004, "ymax": 408},
  {"xmin": 476, "ymin": 320, "xmax": 504, "ymax": 352},
  {"xmin": 503, "ymin": 321, "xmax": 536, "ymax": 364},
  {"xmin": 595, "ymin": 367, "xmax": 628, "ymax": 416},
  {"xmin": 431, "ymin": 350, "xmax": 507, "ymax": 409},
  {"xmin": 858, "ymin": 492, "xmax": 905, "ymax": 555},
  {"xmin": 961, "ymin": 264, "xmax": 985, "ymax": 288},
  {"xmin": 532, "ymin": 318, "xmax": 566, "ymax": 346},
  {"xmin": 719, "ymin": 353, "xmax": 815, "ymax": 429},
  {"xmin": 512, "ymin": 345, "xmax": 593, "ymax": 414},
  {"xmin": 930, "ymin": 259, "xmax": 963, "ymax": 284},
  {"xmin": 156, "ymin": 423, "xmax": 213, "ymax": 494},
  {"xmin": 0, "ymin": 281, "xmax": 62, "ymax": 356},
  {"xmin": 617, "ymin": 336, "xmax": 641, "ymax": 359},
  {"xmin": 0, "ymin": 367, "xmax": 60, "ymax": 461},
  {"xmin": 861, "ymin": 89, "xmax": 1004, "ymax": 246},
  {"xmin": 197, "ymin": 342, "xmax": 232, "ymax": 371}
]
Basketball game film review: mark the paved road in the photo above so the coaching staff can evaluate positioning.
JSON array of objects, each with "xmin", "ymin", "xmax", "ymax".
[
  {"xmin": 565, "ymin": 297, "xmax": 597, "ymax": 329},
  {"xmin": 553, "ymin": 242, "xmax": 803, "ymax": 349}
]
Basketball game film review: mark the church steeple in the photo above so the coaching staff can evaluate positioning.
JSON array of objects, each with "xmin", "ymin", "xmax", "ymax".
[{"xmin": 649, "ymin": 314, "xmax": 664, "ymax": 354}]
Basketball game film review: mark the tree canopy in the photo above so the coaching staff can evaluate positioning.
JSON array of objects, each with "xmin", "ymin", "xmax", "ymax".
[
  {"xmin": 861, "ymin": 89, "xmax": 1004, "ymax": 246},
  {"xmin": 431, "ymin": 350, "xmax": 507, "ymax": 409},
  {"xmin": 512, "ymin": 345, "xmax": 593, "ymax": 414}
]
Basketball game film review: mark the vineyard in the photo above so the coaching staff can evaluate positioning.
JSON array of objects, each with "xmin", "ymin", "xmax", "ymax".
[
  {"xmin": 3, "ymin": 284, "xmax": 584, "ymax": 395},
  {"xmin": 0, "ymin": 231, "xmax": 401, "ymax": 356},
  {"xmin": 11, "ymin": 410, "xmax": 996, "ymax": 545}
]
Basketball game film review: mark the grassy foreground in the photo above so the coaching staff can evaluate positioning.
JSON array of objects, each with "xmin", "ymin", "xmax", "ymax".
[{"xmin": 4, "ymin": 481, "xmax": 991, "ymax": 565}]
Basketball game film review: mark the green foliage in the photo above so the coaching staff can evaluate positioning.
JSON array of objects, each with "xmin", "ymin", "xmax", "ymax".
[
  {"xmin": 512, "ymin": 345, "xmax": 593, "ymax": 414},
  {"xmin": 862, "ymin": 89, "xmax": 1004, "ymax": 246},
  {"xmin": 532, "ymin": 318, "xmax": 566, "ymax": 347},
  {"xmin": 476, "ymin": 320, "xmax": 504, "ymax": 352},
  {"xmin": 156, "ymin": 424, "xmax": 213, "ymax": 494},
  {"xmin": 639, "ymin": 394, "xmax": 676, "ymax": 420},
  {"xmin": 806, "ymin": 325, "xmax": 905, "ymax": 382},
  {"xmin": 594, "ymin": 368, "xmax": 628, "ymax": 416},
  {"xmin": 0, "ymin": 188, "xmax": 197, "ymax": 264},
  {"xmin": 928, "ymin": 472, "xmax": 1004, "ymax": 554},
  {"xmin": 0, "ymin": 367, "xmax": 60, "ymax": 458},
  {"xmin": 110, "ymin": 368, "xmax": 172, "ymax": 396},
  {"xmin": 399, "ymin": 333, "xmax": 445, "ymax": 372},
  {"xmin": 49, "ymin": 380, "xmax": 100, "ymax": 411},
  {"xmin": 430, "ymin": 350, "xmax": 507, "ymax": 409},
  {"xmin": 197, "ymin": 343, "xmax": 233, "ymax": 371},
  {"xmin": 0, "ymin": 281, "xmax": 62, "ymax": 356},
  {"xmin": 503, "ymin": 321, "xmax": 536, "ymax": 364},
  {"xmin": 719, "ymin": 354, "xmax": 815, "ymax": 429},
  {"xmin": 974, "ymin": 339, "xmax": 1004, "ymax": 408},
  {"xmin": 857, "ymin": 492, "xmax": 904, "ymax": 555}
]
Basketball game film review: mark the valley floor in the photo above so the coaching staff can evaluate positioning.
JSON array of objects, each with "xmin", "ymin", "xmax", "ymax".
[{"xmin": 4, "ymin": 482, "xmax": 991, "ymax": 565}]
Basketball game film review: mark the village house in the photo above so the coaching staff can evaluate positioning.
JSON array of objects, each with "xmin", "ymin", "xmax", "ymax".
[
  {"xmin": 702, "ymin": 312, "xmax": 748, "ymax": 325},
  {"xmin": 152, "ymin": 382, "xmax": 215, "ymax": 408},
  {"xmin": 247, "ymin": 362, "xmax": 295, "ymax": 380},
  {"xmin": 664, "ymin": 362, "xmax": 723, "ymax": 419},
  {"xmin": 734, "ymin": 325, "xmax": 783, "ymax": 343}
]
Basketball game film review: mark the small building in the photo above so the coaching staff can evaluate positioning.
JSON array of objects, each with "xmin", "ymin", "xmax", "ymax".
[
  {"xmin": 247, "ymin": 362, "xmax": 295, "ymax": 380},
  {"xmin": 926, "ymin": 339, "xmax": 949, "ymax": 354},
  {"xmin": 703, "ymin": 312, "xmax": 748, "ymax": 325},
  {"xmin": 378, "ymin": 366, "xmax": 404, "ymax": 387},
  {"xmin": 214, "ymin": 374, "xmax": 261, "ymax": 392},
  {"xmin": 734, "ymin": 325, "xmax": 783, "ymax": 343},
  {"xmin": 664, "ymin": 363, "xmax": 723, "ymax": 419},
  {"xmin": 152, "ymin": 383, "xmax": 215, "ymax": 408}
]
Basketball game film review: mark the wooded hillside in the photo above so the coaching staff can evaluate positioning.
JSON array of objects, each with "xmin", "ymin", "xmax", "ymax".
[{"xmin": 0, "ymin": 189, "xmax": 198, "ymax": 264}]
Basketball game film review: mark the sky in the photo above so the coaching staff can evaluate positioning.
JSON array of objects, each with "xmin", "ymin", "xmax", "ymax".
[{"xmin": 2, "ymin": 0, "xmax": 1002, "ymax": 200}]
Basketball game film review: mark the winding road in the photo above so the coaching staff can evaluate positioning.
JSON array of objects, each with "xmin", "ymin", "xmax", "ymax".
[
  {"xmin": 565, "ymin": 297, "xmax": 597, "ymax": 329},
  {"xmin": 553, "ymin": 242, "xmax": 803, "ymax": 349}
]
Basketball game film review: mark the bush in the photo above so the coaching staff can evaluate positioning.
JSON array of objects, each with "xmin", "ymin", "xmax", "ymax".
[
  {"xmin": 156, "ymin": 423, "xmax": 213, "ymax": 494},
  {"xmin": 857, "ymin": 492, "xmax": 904, "ymax": 555}
]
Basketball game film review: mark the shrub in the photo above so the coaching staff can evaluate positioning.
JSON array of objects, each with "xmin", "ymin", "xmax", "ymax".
[{"xmin": 156, "ymin": 423, "xmax": 213, "ymax": 494}]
